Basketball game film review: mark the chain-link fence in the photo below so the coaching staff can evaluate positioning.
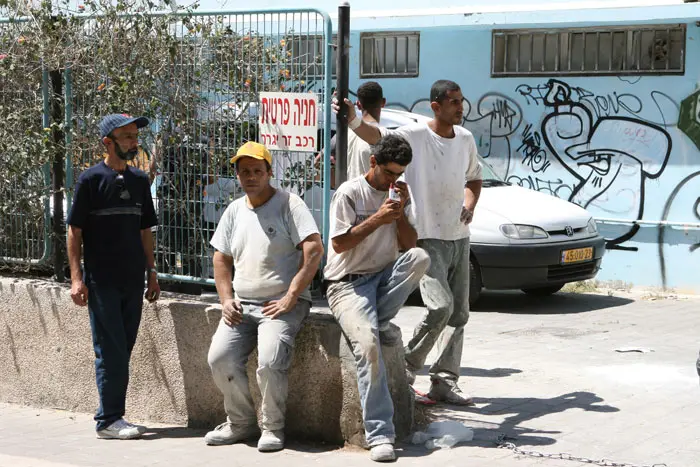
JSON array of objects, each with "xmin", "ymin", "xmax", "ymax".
[{"xmin": 0, "ymin": 8, "xmax": 333, "ymax": 287}]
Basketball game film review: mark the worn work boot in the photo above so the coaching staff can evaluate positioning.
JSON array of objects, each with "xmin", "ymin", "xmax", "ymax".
[
  {"xmin": 427, "ymin": 378, "xmax": 475, "ymax": 406},
  {"xmin": 204, "ymin": 422, "xmax": 259, "ymax": 445},
  {"xmin": 370, "ymin": 443, "xmax": 396, "ymax": 462},
  {"xmin": 257, "ymin": 429, "xmax": 285, "ymax": 452},
  {"xmin": 96, "ymin": 418, "xmax": 146, "ymax": 440}
]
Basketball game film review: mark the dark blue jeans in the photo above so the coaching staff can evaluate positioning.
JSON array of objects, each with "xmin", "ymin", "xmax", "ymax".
[{"xmin": 87, "ymin": 283, "xmax": 144, "ymax": 431}]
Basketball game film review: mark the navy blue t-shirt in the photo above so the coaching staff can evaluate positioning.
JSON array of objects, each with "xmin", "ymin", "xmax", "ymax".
[{"xmin": 67, "ymin": 162, "xmax": 158, "ymax": 288}]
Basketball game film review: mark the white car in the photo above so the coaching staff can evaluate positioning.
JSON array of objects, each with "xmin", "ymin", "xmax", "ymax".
[
  {"xmin": 324, "ymin": 107, "xmax": 605, "ymax": 305},
  {"xmin": 468, "ymin": 159, "xmax": 604, "ymax": 304}
]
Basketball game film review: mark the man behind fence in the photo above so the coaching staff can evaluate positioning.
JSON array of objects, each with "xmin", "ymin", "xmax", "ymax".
[
  {"xmin": 324, "ymin": 134, "xmax": 430, "ymax": 462},
  {"xmin": 67, "ymin": 114, "xmax": 160, "ymax": 440},
  {"xmin": 205, "ymin": 141, "xmax": 324, "ymax": 452}
]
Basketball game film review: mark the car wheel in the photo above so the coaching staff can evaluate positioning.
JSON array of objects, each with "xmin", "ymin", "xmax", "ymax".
[
  {"xmin": 521, "ymin": 284, "xmax": 565, "ymax": 296},
  {"xmin": 469, "ymin": 257, "xmax": 482, "ymax": 308}
]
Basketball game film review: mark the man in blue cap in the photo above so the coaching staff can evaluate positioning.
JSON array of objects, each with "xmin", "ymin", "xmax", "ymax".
[{"xmin": 67, "ymin": 113, "xmax": 160, "ymax": 439}]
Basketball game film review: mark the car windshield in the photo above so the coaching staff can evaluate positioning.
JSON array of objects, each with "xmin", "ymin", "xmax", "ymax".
[{"xmin": 478, "ymin": 156, "xmax": 510, "ymax": 187}]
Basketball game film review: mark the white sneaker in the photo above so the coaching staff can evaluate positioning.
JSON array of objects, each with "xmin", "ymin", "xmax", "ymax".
[
  {"xmin": 257, "ymin": 429, "xmax": 285, "ymax": 452},
  {"xmin": 204, "ymin": 422, "xmax": 259, "ymax": 446},
  {"xmin": 370, "ymin": 443, "xmax": 396, "ymax": 462},
  {"xmin": 96, "ymin": 419, "xmax": 146, "ymax": 440}
]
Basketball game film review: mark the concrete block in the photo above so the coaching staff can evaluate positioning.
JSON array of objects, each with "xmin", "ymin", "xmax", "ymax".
[{"xmin": 0, "ymin": 276, "xmax": 413, "ymax": 446}]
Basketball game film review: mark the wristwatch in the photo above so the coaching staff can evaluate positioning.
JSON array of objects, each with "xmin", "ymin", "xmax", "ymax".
[{"xmin": 148, "ymin": 267, "xmax": 157, "ymax": 275}]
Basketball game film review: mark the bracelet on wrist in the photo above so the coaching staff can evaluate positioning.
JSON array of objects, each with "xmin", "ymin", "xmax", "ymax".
[{"xmin": 348, "ymin": 117, "xmax": 361, "ymax": 130}]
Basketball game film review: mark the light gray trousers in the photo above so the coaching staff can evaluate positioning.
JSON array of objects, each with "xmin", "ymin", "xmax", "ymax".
[
  {"xmin": 404, "ymin": 238, "xmax": 471, "ymax": 381},
  {"xmin": 207, "ymin": 300, "xmax": 309, "ymax": 430}
]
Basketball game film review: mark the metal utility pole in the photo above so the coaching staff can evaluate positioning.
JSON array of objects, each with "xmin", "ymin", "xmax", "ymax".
[{"xmin": 335, "ymin": 1, "xmax": 350, "ymax": 188}]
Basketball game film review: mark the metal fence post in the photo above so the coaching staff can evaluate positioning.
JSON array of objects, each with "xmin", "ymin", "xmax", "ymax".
[
  {"xmin": 49, "ymin": 69, "xmax": 66, "ymax": 282},
  {"xmin": 41, "ymin": 67, "xmax": 53, "ymax": 263},
  {"xmin": 322, "ymin": 10, "xmax": 334, "ymax": 249},
  {"xmin": 64, "ymin": 66, "xmax": 73, "ymax": 213},
  {"xmin": 335, "ymin": 1, "xmax": 350, "ymax": 189}
]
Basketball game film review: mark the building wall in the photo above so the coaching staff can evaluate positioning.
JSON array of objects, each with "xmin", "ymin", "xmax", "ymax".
[{"xmin": 345, "ymin": 22, "xmax": 700, "ymax": 291}]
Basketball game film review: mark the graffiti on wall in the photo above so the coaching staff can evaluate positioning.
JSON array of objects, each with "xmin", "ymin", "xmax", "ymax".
[
  {"xmin": 387, "ymin": 78, "xmax": 681, "ymax": 252},
  {"xmin": 516, "ymin": 81, "xmax": 680, "ymax": 127},
  {"xmin": 658, "ymin": 171, "xmax": 700, "ymax": 288},
  {"xmin": 533, "ymin": 79, "xmax": 672, "ymax": 251}
]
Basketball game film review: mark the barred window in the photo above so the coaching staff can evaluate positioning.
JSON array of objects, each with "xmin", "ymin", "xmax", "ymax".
[
  {"xmin": 288, "ymin": 34, "xmax": 337, "ymax": 78},
  {"xmin": 360, "ymin": 32, "xmax": 420, "ymax": 78},
  {"xmin": 492, "ymin": 25, "xmax": 685, "ymax": 76}
]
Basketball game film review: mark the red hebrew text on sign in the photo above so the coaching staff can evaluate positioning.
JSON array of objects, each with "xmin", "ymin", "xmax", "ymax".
[{"xmin": 259, "ymin": 93, "xmax": 318, "ymax": 152}]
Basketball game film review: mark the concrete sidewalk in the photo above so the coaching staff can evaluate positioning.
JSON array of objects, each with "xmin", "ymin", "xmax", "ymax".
[{"xmin": 1, "ymin": 289, "xmax": 699, "ymax": 466}]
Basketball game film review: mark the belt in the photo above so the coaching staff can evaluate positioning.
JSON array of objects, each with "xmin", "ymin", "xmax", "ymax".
[{"xmin": 325, "ymin": 273, "xmax": 366, "ymax": 284}]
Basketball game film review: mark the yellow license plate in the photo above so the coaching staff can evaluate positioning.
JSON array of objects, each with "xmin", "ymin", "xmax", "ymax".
[{"xmin": 561, "ymin": 247, "xmax": 593, "ymax": 264}]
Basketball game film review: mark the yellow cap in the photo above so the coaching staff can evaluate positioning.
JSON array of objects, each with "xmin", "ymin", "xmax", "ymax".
[{"xmin": 230, "ymin": 141, "xmax": 272, "ymax": 166}]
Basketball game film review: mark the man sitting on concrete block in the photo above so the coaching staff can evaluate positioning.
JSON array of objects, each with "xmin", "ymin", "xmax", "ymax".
[
  {"xmin": 205, "ymin": 142, "xmax": 324, "ymax": 452},
  {"xmin": 324, "ymin": 134, "xmax": 430, "ymax": 462}
]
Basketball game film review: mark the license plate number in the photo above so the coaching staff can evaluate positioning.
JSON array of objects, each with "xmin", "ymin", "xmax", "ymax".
[{"xmin": 561, "ymin": 247, "xmax": 593, "ymax": 264}]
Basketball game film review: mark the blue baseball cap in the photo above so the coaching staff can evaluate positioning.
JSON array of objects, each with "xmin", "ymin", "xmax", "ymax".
[{"xmin": 99, "ymin": 113, "xmax": 149, "ymax": 138}]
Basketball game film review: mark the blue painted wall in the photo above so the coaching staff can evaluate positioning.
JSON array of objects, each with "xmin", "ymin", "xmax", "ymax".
[{"xmin": 342, "ymin": 17, "xmax": 700, "ymax": 291}]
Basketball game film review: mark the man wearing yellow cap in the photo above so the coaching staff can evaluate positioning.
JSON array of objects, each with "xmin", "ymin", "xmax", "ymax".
[{"xmin": 205, "ymin": 141, "xmax": 324, "ymax": 452}]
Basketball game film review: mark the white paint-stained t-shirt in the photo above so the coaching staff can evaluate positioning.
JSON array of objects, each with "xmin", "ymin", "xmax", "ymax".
[
  {"xmin": 210, "ymin": 189, "xmax": 319, "ymax": 303},
  {"xmin": 323, "ymin": 176, "xmax": 416, "ymax": 280},
  {"xmin": 380, "ymin": 122, "xmax": 482, "ymax": 241}
]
